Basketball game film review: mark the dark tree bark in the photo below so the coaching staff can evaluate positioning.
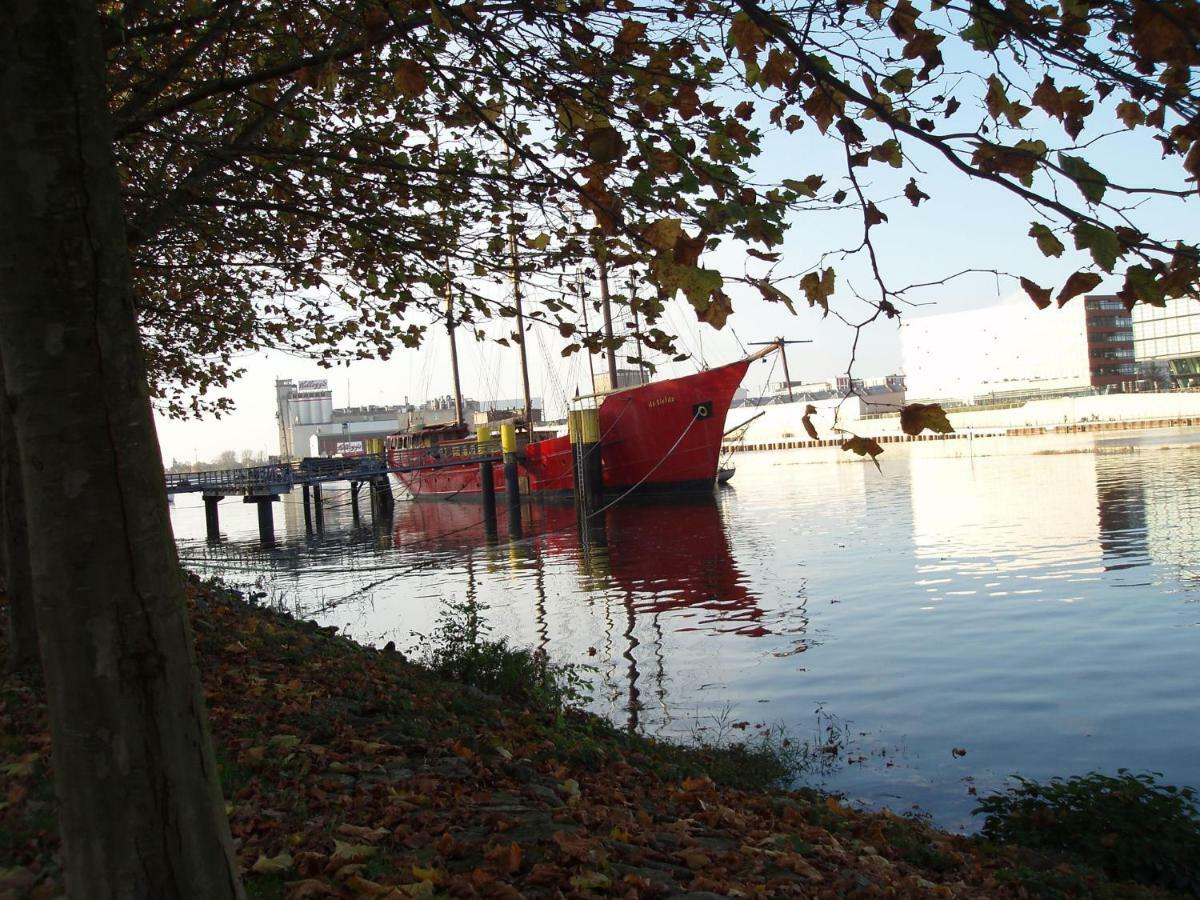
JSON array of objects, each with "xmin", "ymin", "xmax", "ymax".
[
  {"xmin": 0, "ymin": 358, "xmax": 38, "ymax": 674},
  {"xmin": 0, "ymin": 2, "xmax": 244, "ymax": 897}
]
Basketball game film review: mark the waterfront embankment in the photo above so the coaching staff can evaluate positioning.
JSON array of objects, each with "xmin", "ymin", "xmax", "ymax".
[
  {"xmin": 1, "ymin": 579, "xmax": 1185, "ymax": 898},
  {"xmin": 726, "ymin": 392, "xmax": 1200, "ymax": 456}
]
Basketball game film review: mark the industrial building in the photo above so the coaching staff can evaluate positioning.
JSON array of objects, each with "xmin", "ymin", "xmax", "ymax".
[
  {"xmin": 901, "ymin": 294, "xmax": 1137, "ymax": 405},
  {"xmin": 275, "ymin": 379, "xmax": 406, "ymax": 458}
]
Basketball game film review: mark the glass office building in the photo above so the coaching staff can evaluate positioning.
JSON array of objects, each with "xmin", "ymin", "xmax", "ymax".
[{"xmin": 1130, "ymin": 295, "xmax": 1200, "ymax": 386}]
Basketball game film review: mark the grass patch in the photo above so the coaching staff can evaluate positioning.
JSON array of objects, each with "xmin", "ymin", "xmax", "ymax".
[{"xmin": 974, "ymin": 770, "xmax": 1200, "ymax": 895}]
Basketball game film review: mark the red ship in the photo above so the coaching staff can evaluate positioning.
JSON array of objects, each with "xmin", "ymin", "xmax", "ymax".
[{"xmin": 385, "ymin": 350, "xmax": 766, "ymax": 501}]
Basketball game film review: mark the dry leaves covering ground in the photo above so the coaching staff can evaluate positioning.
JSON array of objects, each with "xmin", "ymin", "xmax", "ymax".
[{"xmin": 0, "ymin": 579, "xmax": 1178, "ymax": 899}]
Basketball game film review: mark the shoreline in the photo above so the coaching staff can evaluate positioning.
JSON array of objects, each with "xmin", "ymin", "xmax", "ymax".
[{"xmin": 1, "ymin": 577, "xmax": 1184, "ymax": 898}]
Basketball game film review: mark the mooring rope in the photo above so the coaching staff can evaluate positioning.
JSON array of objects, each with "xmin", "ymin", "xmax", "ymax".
[{"xmin": 585, "ymin": 410, "xmax": 703, "ymax": 519}]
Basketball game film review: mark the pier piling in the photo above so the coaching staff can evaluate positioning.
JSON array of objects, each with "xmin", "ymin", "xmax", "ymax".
[
  {"xmin": 478, "ymin": 426, "xmax": 498, "ymax": 535},
  {"xmin": 350, "ymin": 481, "xmax": 360, "ymax": 522},
  {"xmin": 244, "ymin": 495, "xmax": 279, "ymax": 546},
  {"xmin": 501, "ymin": 422, "xmax": 521, "ymax": 538},
  {"xmin": 203, "ymin": 494, "xmax": 223, "ymax": 541},
  {"xmin": 313, "ymin": 484, "xmax": 324, "ymax": 532},
  {"xmin": 369, "ymin": 476, "xmax": 393, "ymax": 521},
  {"xmin": 302, "ymin": 484, "xmax": 312, "ymax": 534}
]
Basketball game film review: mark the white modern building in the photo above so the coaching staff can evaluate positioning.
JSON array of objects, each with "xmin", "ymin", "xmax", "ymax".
[{"xmin": 901, "ymin": 293, "xmax": 1139, "ymax": 404}]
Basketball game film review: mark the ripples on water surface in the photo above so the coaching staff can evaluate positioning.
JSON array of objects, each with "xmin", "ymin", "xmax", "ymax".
[{"xmin": 172, "ymin": 431, "xmax": 1200, "ymax": 829}]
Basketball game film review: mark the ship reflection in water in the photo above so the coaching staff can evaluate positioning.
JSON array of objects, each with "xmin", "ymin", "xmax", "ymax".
[{"xmin": 392, "ymin": 496, "xmax": 770, "ymax": 637}]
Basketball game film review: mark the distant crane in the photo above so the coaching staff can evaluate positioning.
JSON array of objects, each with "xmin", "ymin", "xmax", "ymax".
[{"xmin": 748, "ymin": 337, "xmax": 812, "ymax": 402}]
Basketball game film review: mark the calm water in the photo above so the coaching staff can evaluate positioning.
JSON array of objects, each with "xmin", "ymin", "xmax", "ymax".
[{"xmin": 171, "ymin": 431, "xmax": 1200, "ymax": 829}]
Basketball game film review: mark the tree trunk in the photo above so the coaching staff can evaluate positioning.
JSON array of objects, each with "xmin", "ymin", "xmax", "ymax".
[
  {"xmin": 0, "ymin": 358, "xmax": 38, "ymax": 674},
  {"xmin": 0, "ymin": 3, "xmax": 244, "ymax": 897}
]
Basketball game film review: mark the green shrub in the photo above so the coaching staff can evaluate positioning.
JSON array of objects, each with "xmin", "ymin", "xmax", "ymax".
[
  {"xmin": 973, "ymin": 770, "xmax": 1200, "ymax": 895},
  {"xmin": 413, "ymin": 596, "xmax": 590, "ymax": 711}
]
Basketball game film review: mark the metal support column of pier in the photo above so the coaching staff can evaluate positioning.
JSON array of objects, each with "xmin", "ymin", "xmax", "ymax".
[
  {"xmin": 244, "ymin": 495, "xmax": 279, "ymax": 546},
  {"xmin": 203, "ymin": 494, "xmax": 223, "ymax": 541},
  {"xmin": 313, "ymin": 484, "xmax": 324, "ymax": 532},
  {"xmin": 477, "ymin": 426, "xmax": 497, "ymax": 536},
  {"xmin": 501, "ymin": 422, "xmax": 522, "ymax": 538},
  {"xmin": 302, "ymin": 484, "xmax": 312, "ymax": 534},
  {"xmin": 570, "ymin": 408, "xmax": 602, "ymax": 515}
]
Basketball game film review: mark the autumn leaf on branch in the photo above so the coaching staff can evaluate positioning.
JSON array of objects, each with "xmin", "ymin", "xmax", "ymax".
[
  {"xmin": 1020, "ymin": 277, "xmax": 1053, "ymax": 310},
  {"xmin": 799, "ymin": 268, "xmax": 836, "ymax": 314},
  {"xmin": 903, "ymin": 178, "xmax": 930, "ymax": 206},
  {"xmin": 1056, "ymin": 271, "xmax": 1104, "ymax": 305},
  {"xmin": 899, "ymin": 403, "xmax": 954, "ymax": 436},
  {"xmin": 802, "ymin": 404, "xmax": 819, "ymax": 439},
  {"xmin": 841, "ymin": 435, "xmax": 884, "ymax": 471}
]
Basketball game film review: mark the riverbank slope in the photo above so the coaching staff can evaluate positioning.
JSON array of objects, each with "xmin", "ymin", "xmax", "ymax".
[{"xmin": 0, "ymin": 580, "xmax": 1176, "ymax": 898}]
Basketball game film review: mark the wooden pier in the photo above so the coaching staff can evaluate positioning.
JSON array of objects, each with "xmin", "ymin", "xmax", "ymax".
[{"xmin": 165, "ymin": 451, "xmax": 503, "ymax": 543}]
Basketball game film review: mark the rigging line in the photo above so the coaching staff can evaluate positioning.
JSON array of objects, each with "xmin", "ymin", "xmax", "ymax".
[{"xmin": 586, "ymin": 410, "xmax": 702, "ymax": 519}]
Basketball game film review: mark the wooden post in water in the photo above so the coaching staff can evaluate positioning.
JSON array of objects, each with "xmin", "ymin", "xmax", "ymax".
[
  {"xmin": 302, "ymin": 484, "xmax": 312, "ymax": 534},
  {"xmin": 350, "ymin": 481, "xmax": 360, "ymax": 522},
  {"xmin": 370, "ymin": 476, "xmax": 394, "ymax": 521},
  {"xmin": 203, "ymin": 494, "xmax": 222, "ymax": 541},
  {"xmin": 501, "ymin": 421, "xmax": 521, "ymax": 538},
  {"xmin": 313, "ymin": 483, "xmax": 324, "ymax": 532},
  {"xmin": 477, "ymin": 425, "xmax": 497, "ymax": 536}
]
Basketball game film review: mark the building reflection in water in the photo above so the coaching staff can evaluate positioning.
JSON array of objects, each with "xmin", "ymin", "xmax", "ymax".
[{"xmin": 908, "ymin": 439, "xmax": 1200, "ymax": 599}]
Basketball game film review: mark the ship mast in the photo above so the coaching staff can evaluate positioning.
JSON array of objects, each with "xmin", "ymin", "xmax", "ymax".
[
  {"xmin": 596, "ymin": 241, "xmax": 619, "ymax": 390},
  {"xmin": 749, "ymin": 336, "xmax": 812, "ymax": 402},
  {"xmin": 578, "ymin": 275, "xmax": 597, "ymax": 394},
  {"xmin": 504, "ymin": 106, "xmax": 534, "ymax": 432},
  {"xmin": 435, "ymin": 127, "xmax": 464, "ymax": 426},
  {"xmin": 445, "ymin": 281, "xmax": 464, "ymax": 425},
  {"xmin": 627, "ymin": 272, "xmax": 646, "ymax": 384}
]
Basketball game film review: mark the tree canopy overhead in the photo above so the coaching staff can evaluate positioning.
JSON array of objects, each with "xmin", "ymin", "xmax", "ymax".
[{"xmin": 106, "ymin": 0, "xmax": 1199, "ymax": 415}]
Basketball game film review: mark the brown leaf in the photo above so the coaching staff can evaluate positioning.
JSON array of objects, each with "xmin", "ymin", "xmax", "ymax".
[
  {"xmin": 863, "ymin": 202, "xmax": 888, "ymax": 226},
  {"xmin": 903, "ymin": 178, "xmax": 930, "ymax": 206},
  {"xmin": 584, "ymin": 126, "xmax": 626, "ymax": 164},
  {"xmin": 336, "ymin": 824, "xmax": 390, "ymax": 843},
  {"xmin": 331, "ymin": 840, "xmax": 377, "ymax": 864},
  {"xmin": 643, "ymin": 218, "xmax": 682, "ymax": 252},
  {"xmin": 802, "ymin": 411, "xmax": 819, "ymax": 440},
  {"xmin": 1056, "ymin": 271, "xmax": 1103, "ymax": 306},
  {"xmin": 284, "ymin": 879, "xmax": 338, "ymax": 899},
  {"xmin": 840, "ymin": 435, "xmax": 884, "ymax": 472},
  {"xmin": 1020, "ymin": 277, "xmax": 1052, "ymax": 310},
  {"xmin": 344, "ymin": 875, "xmax": 392, "ymax": 896},
  {"xmin": 613, "ymin": 18, "xmax": 647, "ymax": 57},
  {"xmin": 899, "ymin": 403, "xmax": 954, "ymax": 436},
  {"xmin": 392, "ymin": 59, "xmax": 426, "ymax": 99}
]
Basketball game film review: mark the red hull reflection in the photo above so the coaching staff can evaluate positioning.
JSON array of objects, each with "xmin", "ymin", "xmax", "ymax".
[{"xmin": 390, "ymin": 496, "xmax": 766, "ymax": 636}]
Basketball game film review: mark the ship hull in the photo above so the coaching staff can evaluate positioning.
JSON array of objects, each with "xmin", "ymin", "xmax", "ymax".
[{"xmin": 388, "ymin": 357, "xmax": 752, "ymax": 501}]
